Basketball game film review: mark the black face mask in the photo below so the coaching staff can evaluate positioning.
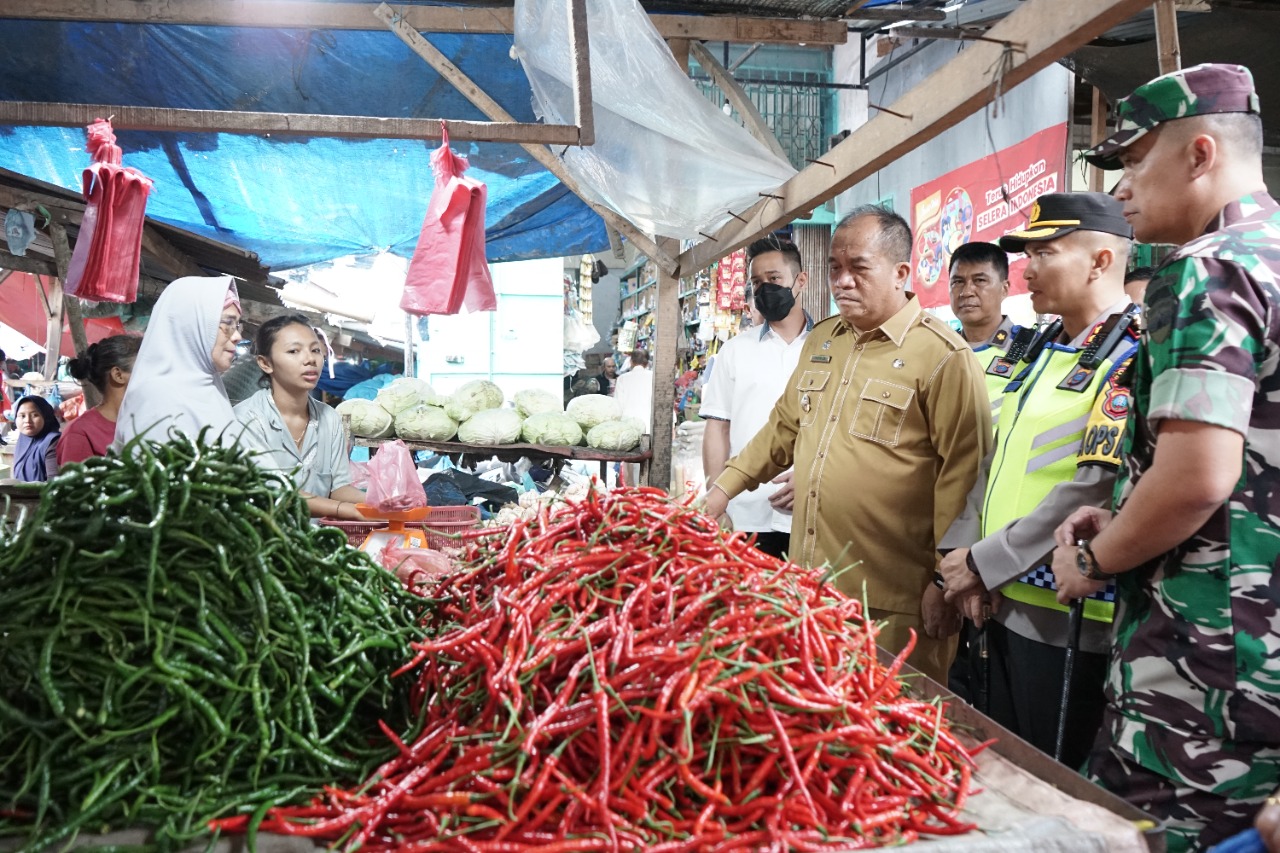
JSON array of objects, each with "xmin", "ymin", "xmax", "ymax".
[{"xmin": 753, "ymin": 283, "xmax": 796, "ymax": 323}]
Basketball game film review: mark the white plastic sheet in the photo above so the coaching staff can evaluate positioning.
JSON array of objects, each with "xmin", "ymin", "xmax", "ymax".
[{"xmin": 513, "ymin": 0, "xmax": 797, "ymax": 240}]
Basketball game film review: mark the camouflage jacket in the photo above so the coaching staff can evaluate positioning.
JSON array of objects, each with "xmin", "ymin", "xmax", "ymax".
[{"xmin": 1108, "ymin": 191, "xmax": 1280, "ymax": 799}]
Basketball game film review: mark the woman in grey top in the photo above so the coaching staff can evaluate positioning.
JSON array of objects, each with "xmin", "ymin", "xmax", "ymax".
[{"xmin": 234, "ymin": 314, "xmax": 365, "ymax": 520}]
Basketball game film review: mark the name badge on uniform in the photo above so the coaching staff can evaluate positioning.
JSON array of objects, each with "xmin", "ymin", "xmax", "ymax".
[
  {"xmin": 810, "ymin": 354, "xmax": 832, "ymax": 363},
  {"xmin": 1057, "ymin": 366, "xmax": 1096, "ymax": 392},
  {"xmin": 986, "ymin": 357, "xmax": 1016, "ymax": 378}
]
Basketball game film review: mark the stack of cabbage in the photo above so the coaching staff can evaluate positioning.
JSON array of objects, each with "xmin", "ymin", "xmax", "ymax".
[{"xmin": 335, "ymin": 380, "xmax": 643, "ymax": 450}]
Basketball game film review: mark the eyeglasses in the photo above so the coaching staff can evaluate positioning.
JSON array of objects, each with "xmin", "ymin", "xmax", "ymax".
[{"xmin": 218, "ymin": 316, "xmax": 244, "ymax": 335}]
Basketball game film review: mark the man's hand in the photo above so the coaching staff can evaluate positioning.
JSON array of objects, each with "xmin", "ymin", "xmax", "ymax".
[
  {"xmin": 701, "ymin": 485, "xmax": 730, "ymax": 523},
  {"xmin": 1050, "ymin": 543, "xmax": 1107, "ymax": 605},
  {"xmin": 1257, "ymin": 792, "xmax": 1280, "ymax": 852},
  {"xmin": 921, "ymin": 583, "xmax": 962, "ymax": 639},
  {"xmin": 939, "ymin": 548, "xmax": 981, "ymax": 603},
  {"xmin": 954, "ymin": 589, "xmax": 1003, "ymax": 627},
  {"xmin": 768, "ymin": 470, "xmax": 795, "ymax": 511},
  {"xmin": 1053, "ymin": 506, "xmax": 1115, "ymax": 548}
]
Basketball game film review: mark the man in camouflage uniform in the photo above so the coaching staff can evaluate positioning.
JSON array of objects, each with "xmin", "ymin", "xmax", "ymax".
[{"xmin": 1049, "ymin": 64, "xmax": 1280, "ymax": 851}]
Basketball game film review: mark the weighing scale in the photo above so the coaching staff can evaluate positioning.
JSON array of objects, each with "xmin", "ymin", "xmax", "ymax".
[{"xmin": 353, "ymin": 504, "xmax": 431, "ymax": 554}]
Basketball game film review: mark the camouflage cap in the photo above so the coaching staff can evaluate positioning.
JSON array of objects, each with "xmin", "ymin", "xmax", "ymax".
[
  {"xmin": 1084, "ymin": 63, "xmax": 1260, "ymax": 170},
  {"xmin": 998, "ymin": 192, "xmax": 1132, "ymax": 253}
]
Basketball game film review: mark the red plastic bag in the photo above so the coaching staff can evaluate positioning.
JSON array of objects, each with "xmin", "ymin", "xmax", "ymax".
[
  {"xmin": 65, "ymin": 119, "xmax": 152, "ymax": 304},
  {"xmin": 378, "ymin": 544, "xmax": 457, "ymax": 586},
  {"xmin": 364, "ymin": 440, "xmax": 427, "ymax": 514},
  {"xmin": 401, "ymin": 127, "xmax": 496, "ymax": 316}
]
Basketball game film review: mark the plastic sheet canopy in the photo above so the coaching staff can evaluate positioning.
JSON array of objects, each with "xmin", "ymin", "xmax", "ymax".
[{"xmin": 513, "ymin": 0, "xmax": 797, "ymax": 241}]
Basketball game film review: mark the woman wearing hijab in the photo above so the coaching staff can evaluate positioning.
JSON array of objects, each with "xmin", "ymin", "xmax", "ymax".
[
  {"xmin": 11, "ymin": 395, "xmax": 61, "ymax": 482},
  {"xmin": 113, "ymin": 275, "xmax": 245, "ymax": 450}
]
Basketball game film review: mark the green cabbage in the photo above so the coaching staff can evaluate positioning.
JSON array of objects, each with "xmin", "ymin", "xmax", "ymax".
[
  {"xmin": 513, "ymin": 389, "xmax": 562, "ymax": 418},
  {"xmin": 522, "ymin": 412, "xmax": 584, "ymax": 446},
  {"xmin": 586, "ymin": 420, "xmax": 642, "ymax": 451},
  {"xmin": 336, "ymin": 399, "xmax": 394, "ymax": 439},
  {"xmin": 394, "ymin": 405, "xmax": 458, "ymax": 442},
  {"xmin": 446, "ymin": 380, "xmax": 505, "ymax": 422},
  {"xmin": 376, "ymin": 378, "xmax": 440, "ymax": 415},
  {"xmin": 457, "ymin": 408, "xmax": 523, "ymax": 445},
  {"xmin": 566, "ymin": 394, "xmax": 621, "ymax": 430}
]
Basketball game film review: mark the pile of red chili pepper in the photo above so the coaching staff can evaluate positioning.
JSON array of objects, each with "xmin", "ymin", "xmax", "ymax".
[{"xmin": 214, "ymin": 487, "xmax": 982, "ymax": 851}]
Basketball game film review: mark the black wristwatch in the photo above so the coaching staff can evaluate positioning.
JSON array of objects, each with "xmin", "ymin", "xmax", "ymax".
[{"xmin": 1075, "ymin": 539, "xmax": 1111, "ymax": 581}]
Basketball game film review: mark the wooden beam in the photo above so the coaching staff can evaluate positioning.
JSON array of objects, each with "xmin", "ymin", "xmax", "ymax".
[
  {"xmin": 1153, "ymin": 0, "xmax": 1181, "ymax": 74},
  {"xmin": 0, "ymin": 251, "xmax": 56, "ymax": 276},
  {"xmin": 140, "ymin": 228, "xmax": 204, "ymax": 279},
  {"xmin": 374, "ymin": 2, "xmax": 679, "ymax": 278},
  {"xmin": 38, "ymin": 274, "xmax": 64, "ymax": 379},
  {"xmin": 47, "ymin": 221, "xmax": 100, "ymax": 406},
  {"xmin": 667, "ymin": 39, "xmax": 690, "ymax": 75},
  {"xmin": 566, "ymin": 0, "xmax": 593, "ymax": 147},
  {"xmin": 0, "ymin": 101, "xmax": 585, "ymax": 145},
  {"xmin": 648, "ymin": 237, "xmax": 680, "ymax": 490},
  {"xmin": 688, "ymin": 40, "xmax": 790, "ymax": 163},
  {"xmin": 848, "ymin": 6, "xmax": 948, "ymax": 22},
  {"xmin": 676, "ymin": 0, "xmax": 1153, "ymax": 276},
  {"xmin": 890, "ymin": 26, "xmax": 992, "ymax": 42},
  {"xmin": 1089, "ymin": 87, "xmax": 1108, "ymax": 193},
  {"xmin": 1, "ymin": 0, "xmax": 847, "ymax": 45}
]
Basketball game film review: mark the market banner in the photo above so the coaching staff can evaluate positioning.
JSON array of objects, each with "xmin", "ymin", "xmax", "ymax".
[{"xmin": 909, "ymin": 123, "xmax": 1068, "ymax": 309}]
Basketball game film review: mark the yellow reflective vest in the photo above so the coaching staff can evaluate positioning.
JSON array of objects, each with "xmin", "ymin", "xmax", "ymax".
[{"xmin": 980, "ymin": 317, "xmax": 1138, "ymax": 623}]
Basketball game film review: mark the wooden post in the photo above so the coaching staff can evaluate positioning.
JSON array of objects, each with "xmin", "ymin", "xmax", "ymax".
[
  {"xmin": 39, "ymin": 274, "xmax": 64, "ymax": 381},
  {"xmin": 688, "ymin": 40, "xmax": 789, "ymax": 162},
  {"xmin": 648, "ymin": 238, "xmax": 681, "ymax": 490},
  {"xmin": 1153, "ymin": 0, "xmax": 1181, "ymax": 74},
  {"xmin": 1089, "ymin": 87, "xmax": 1108, "ymax": 193},
  {"xmin": 667, "ymin": 38, "xmax": 690, "ymax": 74},
  {"xmin": 48, "ymin": 222, "xmax": 100, "ymax": 405}
]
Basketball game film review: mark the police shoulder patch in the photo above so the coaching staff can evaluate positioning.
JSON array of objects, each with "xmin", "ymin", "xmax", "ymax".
[{"xmin": 1078, "ymin": 371, "xmax": 1132, "ymax": 469}]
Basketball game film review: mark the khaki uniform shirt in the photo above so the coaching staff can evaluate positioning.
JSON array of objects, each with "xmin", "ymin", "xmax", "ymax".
[{"xmin": 715, "ymin": 294, "xmax": 992, "ymax": 613}]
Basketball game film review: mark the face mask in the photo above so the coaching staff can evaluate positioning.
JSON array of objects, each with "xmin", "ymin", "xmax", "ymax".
[{"xmin": 753, "ymin": 282, "xmax": 796, "ymax": 323}]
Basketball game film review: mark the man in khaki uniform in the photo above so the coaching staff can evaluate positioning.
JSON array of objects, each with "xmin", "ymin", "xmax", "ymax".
[{"xmin": 704, "ymin": 206, "xmax": 992, "ymax": 683}]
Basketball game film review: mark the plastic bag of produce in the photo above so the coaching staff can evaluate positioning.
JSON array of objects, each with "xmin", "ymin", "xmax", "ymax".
[
  {"xmin": 566, "ymin": 394, "xmax": 621, "ymax": 430},
  {"xmin": 365, "ymin": 439, "xmax": 427, "ymax": 513},
  {"xmin": 336, "ymin": 398, "xmax": 394, "ymax": 438},
  {"xmin": 457, "ymin": 408, "xmax": 523, "ymax": 445}
]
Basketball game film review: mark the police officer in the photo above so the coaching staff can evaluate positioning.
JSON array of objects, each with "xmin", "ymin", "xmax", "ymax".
[
  {"xmin": 948, "ymin": 241, "xmax": 1019, "ymax": 419},
  {"xmin": 938, "ymin": 192, "xmax": 1139, "ymax": 768},
  {"xmin": 1049, "ymin": 63, "xmax": 1280, "ymax": 851}
]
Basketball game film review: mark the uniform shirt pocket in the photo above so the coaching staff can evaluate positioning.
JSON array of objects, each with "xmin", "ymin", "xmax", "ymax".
[
  {"xmin": 850, "ymin": 379, "xmax": 914, "ymax": 446},
  {"xmin": 795, "ymin": 370, "xmax": 831, "ymax": 428}
]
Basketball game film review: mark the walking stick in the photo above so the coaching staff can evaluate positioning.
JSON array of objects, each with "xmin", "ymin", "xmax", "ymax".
[
  {"xmin": 977, "ymin": 603, "xmax": 992, "ymax": 716},
  {"xmin": 1054, "ymin": 597, "xmax": 1085, "ymax": 763}
]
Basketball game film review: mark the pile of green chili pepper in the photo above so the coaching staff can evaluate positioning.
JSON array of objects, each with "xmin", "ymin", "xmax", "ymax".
[
  {"xmin": 0, "ymin": 433, "xmax": 429, "ymax": 851},
  {"xmin": 221, "ymin": 486, "xmax": 983, "ymax": 851}
]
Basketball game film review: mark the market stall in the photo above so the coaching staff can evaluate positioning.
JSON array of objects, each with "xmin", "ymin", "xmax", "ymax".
[{"xmin": 350, "ymin": 434, "xmax": 651, "ymax": 484}]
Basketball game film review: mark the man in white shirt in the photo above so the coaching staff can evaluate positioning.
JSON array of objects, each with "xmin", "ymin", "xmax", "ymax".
[{"xmin": 700, "ymin": 236, "xmax": 814, "ymax": 559}]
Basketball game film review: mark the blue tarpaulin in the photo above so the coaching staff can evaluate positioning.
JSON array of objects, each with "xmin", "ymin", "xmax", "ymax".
[{"xmin": 0, "ymin": 19, "xmax": 609, "ymax": 270}]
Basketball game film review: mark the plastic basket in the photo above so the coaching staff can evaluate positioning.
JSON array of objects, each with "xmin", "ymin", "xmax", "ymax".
[{"xmin": 320, "ymin": 505, "xmax": 481, "ymax": 550}]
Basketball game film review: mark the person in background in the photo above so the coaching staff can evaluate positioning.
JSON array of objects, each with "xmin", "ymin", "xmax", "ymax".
[
  {"xmin": 703, "ymin": 207, "xmax": 991, "ymax": 684},
  {"xmin": 598, "ymin": 355, "xmax": 617, "ymax": 396},
  {"xmin": 1122, "ymin": 265, "xmax": 1154, "ymax": 307},
  {"xmin": 10, "ymin": 395, "xmax": 61, "ymax": 482},
  {"xmin": 235, "ymin": 314, "xmax": 364, "ymax": 520},
  {"xmin": 113, "ymin": 276, "xmax": 245, "ymax": 450},
  {"xmin": 700, "ymin": 235, "xmax": 813, "ymax": 560},
  {"xmin": 612, "ymin": 348, "xmax": 654, "ymax": 487},
  {"xmin": 939, "ymin": 192, "xmax": 1139, "ymax": 768},
  {"xmin": 949, "ymin": 241, "xmax": 1014, "ymax": 348},
  {"xmin": 1048, "ymin": 63, "xmax": 1280, "ymax": 850},
  {"xmin": 57, "ymin": 335, "xmax": 142, "ymax": 465}
]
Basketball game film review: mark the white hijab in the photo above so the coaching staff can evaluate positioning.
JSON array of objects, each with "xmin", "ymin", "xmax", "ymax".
[{"xmin": 112, "ymin": 275, "xmax": 243, "ymax": 450}]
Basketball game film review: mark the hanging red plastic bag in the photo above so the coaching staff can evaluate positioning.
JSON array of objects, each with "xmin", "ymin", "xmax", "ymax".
[
  {"xmin": 65, "ymin": 119, "xmax": 152, "ymax": 304},
  {"xmin": 401, "ymin": 126, "xmax": 496, "ymax": 316},
  {"xmin": 364, "ymin": 439, "xmax": 428, "ymax": 514}
]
